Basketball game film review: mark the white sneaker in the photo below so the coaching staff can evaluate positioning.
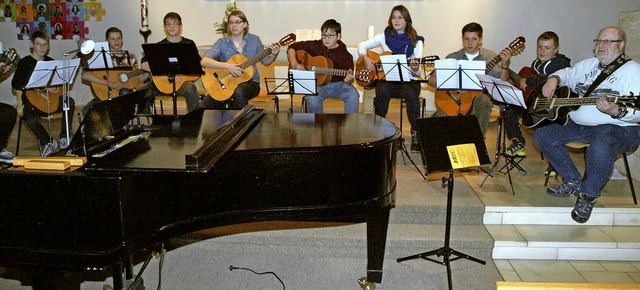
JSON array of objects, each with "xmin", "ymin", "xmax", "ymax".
[
  {"xmin": 0, "ymin": 148, "xmax": 15, "ymax": 164},
  {"xmin": 59, "ymin": 138, "xmax": 69, "ymax": 149},
  {"xmin": 41, "ymin": 141, "xmax": 58, "ymax": 157}
]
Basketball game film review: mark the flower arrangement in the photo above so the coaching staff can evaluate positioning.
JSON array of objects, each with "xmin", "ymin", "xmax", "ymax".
[{"xmin": 213, "ymin": 0, "xmax": 237, "ymax": 34}]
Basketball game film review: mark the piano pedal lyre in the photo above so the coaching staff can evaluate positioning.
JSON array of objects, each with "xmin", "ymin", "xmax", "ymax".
[{"xmin": 357, "ymin": 277, "xmax": 377, "ymax": 290}]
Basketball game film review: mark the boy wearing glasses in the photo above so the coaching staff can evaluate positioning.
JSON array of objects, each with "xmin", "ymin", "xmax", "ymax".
[
  {"xmin": 535, "ymin": 26, "xmax": 640, "ymax": 223},
  {"xmin": 287, "ymin": 19, "xmax": 359, "ymax": 114},
  {"xmin": 12, "ymin": 31, "xmax": 76, "ymax": 156},
  {"xmin": 139, "ymin": 12, "xmax": 200, "ymax": 112}
]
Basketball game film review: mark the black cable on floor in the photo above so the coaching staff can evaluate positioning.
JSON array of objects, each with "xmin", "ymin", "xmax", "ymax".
[{"xmin": 229, "ymin": 265, "xmax": 285, "ymax": 290}]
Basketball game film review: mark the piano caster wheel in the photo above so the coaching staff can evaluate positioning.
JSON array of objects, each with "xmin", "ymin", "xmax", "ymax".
[{"xmin": 357, "ymin": 277, "xmax": 377, "ymax": 290}]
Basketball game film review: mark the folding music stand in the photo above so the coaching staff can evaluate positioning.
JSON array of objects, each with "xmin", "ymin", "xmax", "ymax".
[
  {"xmin": 142, "ymin": 42, "xmax": 203, "ymax": 122},
  {"xmin": 26, "ymin": 58, "xmax": 81, "ymax": 148},
  {"xmin": 263, "ymin": 69, "xmax": 317, "ymax": 113},
  {"xmin": 434, "ymin": 59, "xmax": 485, "ymax": 115},
  {"xmin": 477, "ymin": 74, "xmax": 527, "ymax": 195},
  {"xmin": 397, "ymin": 115, "xmax": 490, "ymax": 290},
  {"xmin": 378, "ymin": 55, "xmax": 426, "ymax": 180}
]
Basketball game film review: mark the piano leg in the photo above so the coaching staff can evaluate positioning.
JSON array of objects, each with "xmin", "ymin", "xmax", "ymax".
[
  {"xmin": 362, "ymin": 205, "xmax": 391, "ymax": 287},
  {"xmin": 112, "ymin": 261, "xmax": 124, "ymax": 290}
]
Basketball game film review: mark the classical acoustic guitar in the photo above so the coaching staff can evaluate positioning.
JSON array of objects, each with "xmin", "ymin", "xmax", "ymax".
[
  {"xmin": 89, "ymin": 68, "xmax": 142, "ymax": 100},
  {"xmin": 118, "ymin": 67, "xmax": 199, "ymax": 95},
  {"xmin": 292, "ymin": 50, "xmax": 372, "ymax": 86},
  {"xmin": 506, "ymin": 66, "xmax": 539, "ymax": 101},
  {"xmin": 354, "ymin": 51, "xmax": 439, "ymax": 88},
  {"xmin": 202, "ymin": 33, "xmax": 296, "ymax": 101},
  {"xmin": 522, "ymin": 86, "xmax": 639, "ymax": 128},
  {"xmin": 0, "ymin": 48, "xmax": 20, "ymax": 76},
  {"xmin": 24, "ymin": 85, "xmax": 63, "ymax": 115},
  {"xmin": 434, "ymin": 36, "xmax": 526, "ymax": 116}
]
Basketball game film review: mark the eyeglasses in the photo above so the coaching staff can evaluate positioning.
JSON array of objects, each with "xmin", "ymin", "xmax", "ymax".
[
  {"xmin": 164, "ymin": 23, "xmax": 181, "ymax": 28},
  {"xmin": 321, "ymin": 34, "xmax": 337, "ymax": 39},
  {"xmin": 33, "ymin": 42, "xmax": 49, "ymax": 47},
  {"xmin": 593, "ymin": 39, "xmax": 622, "ymax": 45},
  {"xmin": 228, "ymin": 20, "xmax": 244, "ymax": 25}
]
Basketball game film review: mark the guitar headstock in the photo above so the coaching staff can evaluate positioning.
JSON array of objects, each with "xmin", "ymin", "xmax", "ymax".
[
  {"xmin": 420, "ymin": 55, "xmax": 440, "ymax": 64},
  {"xmin": 278, "ymin": 33, "xmax": 297, "ymax": 46},
  {"xmin": 506, "ymin": 36, "xmax": 526, "ymax": 56},
  {"xmin": 0, "ymin": 48, "xmax": 20, "ymax": 65}
]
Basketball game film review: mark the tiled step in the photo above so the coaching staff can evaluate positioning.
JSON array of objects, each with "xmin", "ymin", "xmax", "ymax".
[{"xmin": 484, "ymin": 206, "xmax": 640, "ymax": 261}]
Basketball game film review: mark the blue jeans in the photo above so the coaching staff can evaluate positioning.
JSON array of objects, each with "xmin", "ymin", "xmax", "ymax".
[
  {"xmin": 305, "ymin": 81, "xmax": 359, "ymax": 114},
  {"xmin": 534, "ymin": 119, "xmax": 640, "ymax": 197}
]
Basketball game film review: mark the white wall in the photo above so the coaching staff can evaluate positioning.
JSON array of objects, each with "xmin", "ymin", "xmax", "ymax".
[{"xmin": 1, "ymin": 0, "xmax": 639, "ymax": 106}]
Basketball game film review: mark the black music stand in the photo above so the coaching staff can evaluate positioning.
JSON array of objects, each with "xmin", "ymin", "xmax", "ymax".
[
  {"xmin": 264, "ymin": 69, "xmax": 317, "ymax": 113},
  {"xmin": 142, "ymin": 42, "xmax": 203, "ymax": 124},
  {"xmin": 397, "ymin": 115, "xmax": 490, "ymax": 290},
  {"xmin": 477, "ymin": 75, "xmax": 527, "ymax": 195},
  {"xmin": 378, "ymin": 55, "xmax": 426, "ymax": 180}
]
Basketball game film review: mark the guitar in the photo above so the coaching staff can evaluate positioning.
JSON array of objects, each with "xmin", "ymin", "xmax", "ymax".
[
  {"xmin": 90, "ymin": 68, "xmax": 142, "ymax": 100},
  {"xmin": 0, "ymin": 48, "xmax": 20, "ymax": 77},
  {"xmin": 507, "ymin": 66, "xmax": 539, "ymax": 101},
  {"xmin": 23, "ymin": 85, "xmax": 64, "ymax": 115},
  {"xmin": 119, "ymin": 68, "xmax": 199, "ymax": 95},
  {"xmin": 522, "ymin": 86, "xmax": 640, "ymax": 128},
  {"xmin": 354, "ymin": 51, "xmax": 440, "ymax": 88},
  {"xmin": 202, "ymin": 33, "xmax": 296, "ymax": 101},
  {"xmin": 293, "ymin": 50, "xmax": 372, "ymax": 86},
  {"xmin": 434, "ymin": 36, "xmax": 526, "ymax": 116}
]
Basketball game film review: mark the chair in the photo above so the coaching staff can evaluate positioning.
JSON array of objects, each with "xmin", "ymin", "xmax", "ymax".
[
  {"xmin": 544, "ymin": 141, "xmax": 637, "ymax": 205},
  {"xmin": 14, "ymin": 90, "xmax": 80, "ymax": 156}
]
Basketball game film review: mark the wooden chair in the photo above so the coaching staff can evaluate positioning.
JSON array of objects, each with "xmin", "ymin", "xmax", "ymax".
[{"xmin": 544, "ymin": 141, "xmax": 637, "ymax": 204}]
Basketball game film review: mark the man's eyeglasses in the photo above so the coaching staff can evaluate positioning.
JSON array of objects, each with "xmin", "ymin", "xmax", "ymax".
[
  {"xmin": 593, "ymin": 39, "xmax": 622, "ymax": 45},
  {"xmin": 164, "ymin": 23, "xmax": 181, "ymax": 28},
  {"xmin": 321, "ymin": 34, "xmax": 337, "ymax": 39},
  {"xmin": 228, "ymin": 20, "xmax": 244, "ymax": 25}
]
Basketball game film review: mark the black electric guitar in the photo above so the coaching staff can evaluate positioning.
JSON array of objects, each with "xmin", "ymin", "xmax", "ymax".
[{"xmin": 522, "ymin": 86, "xmax": 639, "ymax": 128}]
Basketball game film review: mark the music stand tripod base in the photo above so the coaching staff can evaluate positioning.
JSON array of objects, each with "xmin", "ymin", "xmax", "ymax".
[{"xmin": 397, "ymin": 115, "xmax": 490, "ymax": 290}]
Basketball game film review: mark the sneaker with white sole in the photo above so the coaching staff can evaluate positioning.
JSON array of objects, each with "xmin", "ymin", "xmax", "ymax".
[
  {"xmin": 41, "ymin": 141, "xmax": 58, "ymax": 157},
  {"xmin": 547, "ymin": 180, "xmax": 580, "ymax": 197},
  {"xmin": 571, "ymin": 192, "xmax": 597, "ymax": 223},
  {"xmin": 0, "ymin": 148, "xmax": 15, "ymax": 164}
]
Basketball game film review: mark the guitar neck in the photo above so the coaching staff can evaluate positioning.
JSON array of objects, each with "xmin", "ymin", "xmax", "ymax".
[
  {"xmin": 238, "ymin": 47, "xmax": 273, "ymax": 70},
  {"xmin": 486, "ymin": 55, "xmax": 502, "ymax": 74},
  {"xmin": 312, "ymin": 66, "xmax": 350, "ymax": 77},
  {"xmin": 549, "ymin": 96, "xmax": 636, "ymax": 107}
]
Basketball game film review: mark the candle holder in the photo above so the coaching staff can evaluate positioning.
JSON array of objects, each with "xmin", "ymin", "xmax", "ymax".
[{"xmin": 140, "ymin": 28, "xmax": 152, "ymax": 43}]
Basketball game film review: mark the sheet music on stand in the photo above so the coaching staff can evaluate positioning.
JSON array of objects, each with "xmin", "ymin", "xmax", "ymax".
[
  {"xmin": 434, "ymin": 59, "xmax": 485, "ymax": 91},
  {"xmin": 289, "ymin": 69, "xmax": 317, "ymax": 94},
  {"xmin": 85, "ymin": 42, "xmax": 114, "ymax": 69},
  {"xmin": 380, "ymin": 54, "xmax": 413, "ymax": 81},
  {"xmin": 26, "ymin": 58, "xmax": 81, "ymax": 89},
  {"xmin": 476, "ymin": 74, "xmax": 526, "ymax": 109}
]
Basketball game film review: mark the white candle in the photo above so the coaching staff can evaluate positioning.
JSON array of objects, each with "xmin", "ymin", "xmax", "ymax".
[
  {"xmin": 367, "ymin": 25, "xmax": 374, "ymax": 39},
  {"xmin": 140, "ymin": 0, "xmax": 149, "ymax": 31}
]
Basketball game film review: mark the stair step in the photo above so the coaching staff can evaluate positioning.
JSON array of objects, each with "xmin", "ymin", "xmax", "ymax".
[{"xmin": 484, "ymin": 206, "xmax": 640, "ymax": 226}]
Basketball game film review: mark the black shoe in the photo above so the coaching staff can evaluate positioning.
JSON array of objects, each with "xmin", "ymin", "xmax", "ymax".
[
  {"xmin": 547, "ymin": 180, "xmax": 580, "ymax": 197},
  {"xmin": 410, "ymin": 130, "xmax": 420, "ymax": 152},
  {"xmin": 571, "ymin": 192, "xmax": 597, "ymax": 223}
]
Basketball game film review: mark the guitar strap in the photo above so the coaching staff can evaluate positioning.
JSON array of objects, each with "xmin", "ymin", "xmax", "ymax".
[{"xmin": 583, "ymin": 54, "xmax": 631, "ymax": 98}]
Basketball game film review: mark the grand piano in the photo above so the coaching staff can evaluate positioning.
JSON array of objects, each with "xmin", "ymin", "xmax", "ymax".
[{"xmin": 0, "ymin": 90, "xmax": 401, "ymax": 289}]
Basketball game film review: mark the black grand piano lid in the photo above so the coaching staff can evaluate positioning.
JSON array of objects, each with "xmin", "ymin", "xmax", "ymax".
[{"xmin": 68, "ymin": 88, "xmax": 148, "ymax": 152}]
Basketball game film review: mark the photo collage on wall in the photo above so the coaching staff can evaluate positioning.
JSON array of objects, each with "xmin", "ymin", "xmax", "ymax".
[{"xmin": 0, "ymin": 0, "xmax": 106, "ymax": 41}]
